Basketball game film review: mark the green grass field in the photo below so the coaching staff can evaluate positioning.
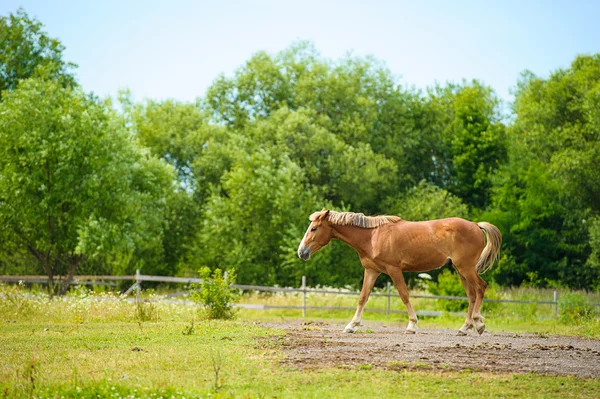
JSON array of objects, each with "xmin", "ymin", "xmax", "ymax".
[{"xmin": 1, "ymin": 285, "xmax": 599, "ymax": 398}]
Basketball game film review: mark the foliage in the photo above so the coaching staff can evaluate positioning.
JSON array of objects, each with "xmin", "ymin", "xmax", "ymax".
[
  {"xmin": 0, "ymin": 8, "xmax": 75, "ymax": 99},
  {"xmin": 486, "ymin": 55, "xmax": 600, "ymax": 288},
  {"xmin": 558, "ymin": 292, "xmax": 596, "ymax": 324},
  {"xmin": 587, "ymin": 217, "xmax": 600, "ymax": 291},
  {"xmin": 427, "ymin": 269, "xmax": 468, "ymax": 311},
  {"xmin": 440, "ymin": 82, "xmax": 507, "ymax": 209},
  {"xmin": 190, "ymin": 267, "xmax": 240, "ymax": 320},
  {"xmin": 1, "ymin": 7, "xmax": 600, "ymax": 291},
  {"xmin": 0, "ymin": 76, "xmax": 174, "ymax": 293},
  {"xmin": 386, "ymin": 180, "xmax": 470, "ymax": 221}
]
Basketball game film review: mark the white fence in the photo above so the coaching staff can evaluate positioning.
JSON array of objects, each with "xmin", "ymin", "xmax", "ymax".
[{"xmin": 4, "ymin": 270, "xmax": 596, "ymax": 318}]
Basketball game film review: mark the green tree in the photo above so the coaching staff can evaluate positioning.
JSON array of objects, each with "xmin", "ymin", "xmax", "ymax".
[
  {"xmin": 128, "ymin": 96, "xmax": 205, "ymax": 180},
  {"xmin": 385, "ymin": 180, "xmax": 470, "ymax": 222},
  {"xmin": 486, "ymin": 55, "xmax": 600, "ymax": 288},
  {"xmin": 204, "ymin": 42, "xmax": 435, "ymax": 197},
  {"xmin": 245, "ymin": 107, "xmax": 397, "ymax": 213},
  {"xmin": 0, "ymin": 8, "xmax": 75, "ymax": 99},
  {"xmin": 425, "ymin": 82, "xmax": 507, "ymax": 209},
  {"xmin": 0, "ymin": 77, "xmax": 174, "ymax": 293}
]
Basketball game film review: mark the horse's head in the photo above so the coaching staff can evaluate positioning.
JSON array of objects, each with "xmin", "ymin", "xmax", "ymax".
[{"xmin": 298, "ymin": 209, "xmax": 333, "ymax": 261}]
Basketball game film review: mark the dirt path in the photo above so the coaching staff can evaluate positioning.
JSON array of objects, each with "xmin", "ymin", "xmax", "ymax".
[{"xmin": 260, "ymin": 321, "xmax": 600, "ymax": 378}]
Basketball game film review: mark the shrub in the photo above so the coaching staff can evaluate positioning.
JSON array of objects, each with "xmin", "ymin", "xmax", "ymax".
[
  {"xmin": 558, "ymin": 292, "xmax": 595, "ymax": 324},
  {"xmin": 190, "ymin": 267, "xmax": 239, "ymax": 320},
  {"xmin": 427, "ymin": 269, "xmax": 468, "ymax": 311}
]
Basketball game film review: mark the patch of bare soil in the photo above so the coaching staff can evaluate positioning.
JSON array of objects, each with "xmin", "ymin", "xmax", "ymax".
[{"xmin": 259, "ymin": 321, "xmax": 600, "ymax": 378}]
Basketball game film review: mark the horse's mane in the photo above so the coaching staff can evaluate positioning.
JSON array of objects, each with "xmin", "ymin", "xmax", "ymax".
[{"xmin": 310, "ymin": 210, "xmax": 401, "ymax": 229}]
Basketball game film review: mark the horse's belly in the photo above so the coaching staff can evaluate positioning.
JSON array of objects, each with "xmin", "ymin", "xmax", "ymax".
[
  {"xmin": 401, "ymin": 262, "xmax": 446, "ymax": 273},
  {"xmin": 374, "ymin": 248, "xmax": 449, "ymax": 273}
]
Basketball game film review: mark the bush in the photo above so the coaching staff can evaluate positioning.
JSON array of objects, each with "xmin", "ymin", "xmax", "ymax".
[
  {"xmin": 558, "ymin": 292, "xmax": 595, "ymax": 324},
  {"xmin": 427, "ymin": 269, "xmax": 468, "ymax": 311},
  {"xmin": 190, "ymin": 267, "xmax": 239, "ymax": 320}
]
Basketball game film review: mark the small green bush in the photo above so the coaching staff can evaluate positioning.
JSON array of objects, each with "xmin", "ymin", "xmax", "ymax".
[
  {"xmin": 427, "ymin": 269, "xmax": 468, "ymax": 311},
  {"xmin": 190, "ymin": 267, "xmax": 239, "ymax": 320},
  {"xmin": 558, "ymin": 292, "xmax": 595, "ymax": 324}
]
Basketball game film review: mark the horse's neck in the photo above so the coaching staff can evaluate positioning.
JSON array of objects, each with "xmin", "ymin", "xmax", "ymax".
[{"xmin": 330, "ymin": 224, "xmax": 374, "ymax": 257}]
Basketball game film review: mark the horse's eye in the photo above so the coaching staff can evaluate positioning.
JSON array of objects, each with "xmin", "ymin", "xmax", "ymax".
[{"xmin": 310, "ymin": 227, "xmax": 317, "ymax": 232}]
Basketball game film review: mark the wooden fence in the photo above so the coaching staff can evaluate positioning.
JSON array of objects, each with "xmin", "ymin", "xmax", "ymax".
[{"xmin": 2, "ymin": 271, "xmax": 599, "ymax": 317}]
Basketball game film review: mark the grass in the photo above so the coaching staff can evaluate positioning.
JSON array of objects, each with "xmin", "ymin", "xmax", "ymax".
[{"xmin": 1, "ymin": 284, "xmax": 599, "ymax": 398}]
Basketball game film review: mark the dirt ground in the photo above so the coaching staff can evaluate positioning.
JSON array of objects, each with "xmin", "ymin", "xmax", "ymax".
[{"xmin": 259, "ymin": 321, "xmax": 600, "ymax": 378}]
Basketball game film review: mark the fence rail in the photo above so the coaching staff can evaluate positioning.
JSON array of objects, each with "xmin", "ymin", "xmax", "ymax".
[{"xmin": 2, "ymin": 273, "xmax": 600, "ymax": 317}]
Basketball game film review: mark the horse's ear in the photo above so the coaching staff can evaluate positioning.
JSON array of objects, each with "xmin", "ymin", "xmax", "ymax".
[{"xmin": 321, "ymin": 209, "xmax": 330, "ymax": 220}]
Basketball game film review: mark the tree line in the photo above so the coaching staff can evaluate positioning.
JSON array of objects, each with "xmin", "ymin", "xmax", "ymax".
[{"xmin": 1, "ymin": 9, "xmax": 598, "ymax": 292}]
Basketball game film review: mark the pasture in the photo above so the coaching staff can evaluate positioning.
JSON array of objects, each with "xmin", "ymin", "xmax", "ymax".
[{"xmin": 1, "ymin": 285, "xmax": 599, "ymax": 398}]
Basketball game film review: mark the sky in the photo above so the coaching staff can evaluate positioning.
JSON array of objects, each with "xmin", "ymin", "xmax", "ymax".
[{"xmin": 2, "ymin": 0, "xmax": 599, "ymax": 105}]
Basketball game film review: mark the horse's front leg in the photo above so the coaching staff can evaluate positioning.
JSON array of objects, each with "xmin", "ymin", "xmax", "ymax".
[
  {"xmin": 388, "ymin": 268, "xmax": 418, "ymax": 334},
  {"xmin": 344, "ymin": 267, "xmax": 380, "ymax": 333}
]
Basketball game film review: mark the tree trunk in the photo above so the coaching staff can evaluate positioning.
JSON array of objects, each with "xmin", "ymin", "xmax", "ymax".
[
  {"xmin": 24, "ymin": 243, "xmax": 56, "ymax": 295},
  {"xmin": 59, "ymin": 256, "xmax": 81, "ymax": 295}
]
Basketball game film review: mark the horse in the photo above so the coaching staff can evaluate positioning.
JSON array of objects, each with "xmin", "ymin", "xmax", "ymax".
[{"xmin": 297, "ymin": 209, "xmax": 502, "ymax": 336}]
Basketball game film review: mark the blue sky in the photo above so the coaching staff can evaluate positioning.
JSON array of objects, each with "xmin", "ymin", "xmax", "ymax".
[{"xmin": 2, "ymin": 1, "xmax": 599, "ymax": 104}]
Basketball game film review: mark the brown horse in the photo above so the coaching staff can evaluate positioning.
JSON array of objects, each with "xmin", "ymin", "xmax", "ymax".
[{"xmin": 297, "ymin": 209, "xmax": 502, "ymax": 335}]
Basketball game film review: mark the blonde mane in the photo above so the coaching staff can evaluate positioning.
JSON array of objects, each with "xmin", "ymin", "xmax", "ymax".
[{"xmin": 310, "ymin": 210, "xmax": 401, "ymax": 229}]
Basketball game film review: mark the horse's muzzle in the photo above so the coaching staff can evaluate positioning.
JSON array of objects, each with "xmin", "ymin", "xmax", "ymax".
[{"xmin": 298, "ymin": 246, "xmax": 311, "ymax": 261}]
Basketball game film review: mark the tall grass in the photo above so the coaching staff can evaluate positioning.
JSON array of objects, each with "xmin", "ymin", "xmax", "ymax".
[{"xmin": 2, "ymin": 282, "xmax": 598, "ymax": 337}]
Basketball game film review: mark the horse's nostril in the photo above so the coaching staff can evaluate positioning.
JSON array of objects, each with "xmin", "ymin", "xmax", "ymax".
[{"xmin": 298, "ymin": 247, "xmax": 311, "ymax": 260}]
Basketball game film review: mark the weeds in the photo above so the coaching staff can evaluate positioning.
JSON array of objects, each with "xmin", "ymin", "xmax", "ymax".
[
  {"xmin": 19, "ymin": 356, "xmax": 39, "ymax": 397},
  {"xmin": 135, "ymin": 300, "xmax": 159, "ymax": 323},
  {"xmin": 211, "ymin": 348, "xmax": 223, "ymax": 392},
  {"xmin": 558, "ymin": 292, "xmax": 596, "ymax": 324},
  {"xmin": 182, "ymin": 320, "xmax": 195, "ymax": 335}
]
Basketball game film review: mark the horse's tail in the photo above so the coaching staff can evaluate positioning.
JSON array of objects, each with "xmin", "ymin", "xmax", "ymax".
[{"xmin": 476, "ymin": 222, "xmax": 502, "ymax": 275}]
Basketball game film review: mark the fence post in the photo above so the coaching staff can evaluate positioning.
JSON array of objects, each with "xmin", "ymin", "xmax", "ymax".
[
  {"xmin": 386, "ymin": 282, "xmax": 391, "ymax": 317},
  {"xmin": 136, "ymin": 269, "xmax": 141, "ymax": 304},
  {"xmin": 554, "ymin": 290, "xmax": 558, "ymax": 317},
  {"xmin": 302, "ymin": 276, "xmax": 307, "ymax": 318}
]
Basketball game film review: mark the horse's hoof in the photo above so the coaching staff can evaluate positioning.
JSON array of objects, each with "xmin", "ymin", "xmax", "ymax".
[
  {"xmin": 456, "ymin": 329, "xmax": 468, "ymax": 336},
  {"xmin": 476, "ymin": 324, "xmax": 486, "ymax": 335},
  {"xmin": 405, "ymin": 329, "xmax": 416, "ymax": 334},
  {"xmin": 344, "ymin": 322, "xmax": 359, "ymax": 333}
]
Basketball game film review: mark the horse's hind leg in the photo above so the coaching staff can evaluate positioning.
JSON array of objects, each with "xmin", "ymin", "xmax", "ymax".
[
  {"xmin": 344, "ymin": 267, "xmax": 380, "ymax": 333},
  {"xmin": 456, "ymin": 271, "xmax": 476, "ymax": 336},
  {"xmin": 472, "ymin": 275, "xmax": 488, "ymax": 334},
  {"xmin": 388, "ymin": 268, "xmax": 418, "ymax": 334},
  {"xmin": 459, "ymin": 269, "xmax": 487, "ymax": 335}
]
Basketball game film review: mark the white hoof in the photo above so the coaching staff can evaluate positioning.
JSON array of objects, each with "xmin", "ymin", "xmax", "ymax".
[
  {"xmin": 474, "ymin": 317, "xmax": 486, "ymax": 335},
  {"xmin": 406, "ymin": 321, "xmax": 417, "ymax": 334},
  {"xmin": 476, "ymin": 322, "xmax": 486, "ymax": 335},
  {"xmin": 457, "ymin": 322, "xmax": 473, "ymax": 336},
  {"xmin": 344, "ymin": 322, "xmax": 359, "ymax": 333}
]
